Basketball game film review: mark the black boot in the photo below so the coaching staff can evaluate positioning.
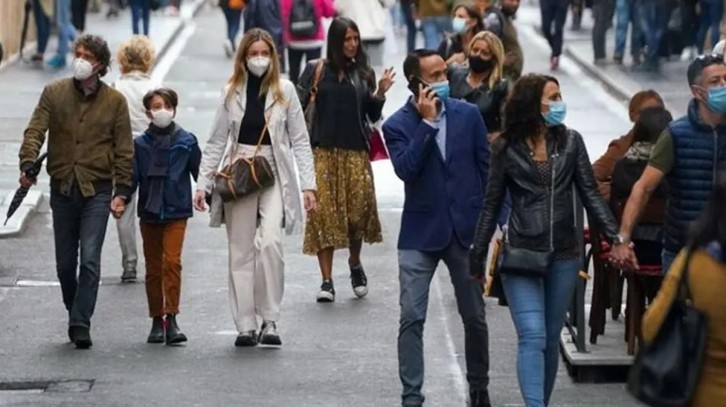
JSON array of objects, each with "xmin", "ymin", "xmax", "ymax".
[
  {"xmin": 147, "ymin": 317, "xmax": 165, "ymax": 344},
  {"xmin": 469, "ymin": 390, "xmax": 491, "ymax": 407},
  {"xmin": 71, "ymin": 326, "xmax": 93, "ymax": 349},
  {"xmin": 165, "ymin": 314, "xmax": 187, "ymax": 345}
]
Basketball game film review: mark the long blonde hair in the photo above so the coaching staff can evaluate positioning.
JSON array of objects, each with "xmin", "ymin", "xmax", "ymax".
[
  {"xmin": 226, "ymin": 29, "xmax": 285, "ymax": 106},
  {"xmin": 468, "ymin": 31, "xmax": 505, "ymax": 89}
]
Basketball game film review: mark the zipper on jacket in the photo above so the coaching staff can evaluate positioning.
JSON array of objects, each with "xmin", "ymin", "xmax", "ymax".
[{"xmin": 713, "ymin": 130, "xmax": 719, "ymax": 186}]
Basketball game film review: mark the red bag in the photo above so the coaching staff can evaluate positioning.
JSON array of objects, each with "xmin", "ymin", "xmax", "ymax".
[{"xmin": 368, "ymin": 128, "xmax": 389, "ymax": 161}]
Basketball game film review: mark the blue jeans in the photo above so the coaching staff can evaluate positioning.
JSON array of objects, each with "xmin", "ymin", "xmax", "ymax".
[
  {"xmin": 398, "ymin": 241, "xmax": 490, "ymax": 406},
  {"xmin": 129, "ymin": 0, "xmax": 150, "ymax": 35},
  {"xmin": 636, "ymin": 0, "xmax": 672, "ymax": 66},
  {"xmin": 401, "ymin": 1, "xmax": 417, "ymax": 53},
  {"xmin": 420, "ymin": 15, "xmax": 450, "ymax": 50},
  {"xmin": 221, "ymin": 6, "xmax": 242, "ymax": 44},
  {"xmin": 51, "ymin": 185, "xmax": 112, "ymax": 328},
  {"xmin": 33, "ymin": 0, "xmax": 51, "ymax": 54},
  {"xmin": 55, "ymin": 0, "xmax": 76, "ymax": 57},
  {"xmin": 696, "ymin": 0, "xmax": 724, "ymax": 53},
  {"xmin": 501, "ymin": 258, "xmax": 580, "ymax": 407},
  {"xmin": 661, "ymin": 249, "xmax": 677, "ymax": 274},
  {"xmin": 540, "ymin": 0, "xmax": 569, "ymax": 57},
  {"xmin": 614, "ymin": 0, "xmax": 642, "ymax": 57}
]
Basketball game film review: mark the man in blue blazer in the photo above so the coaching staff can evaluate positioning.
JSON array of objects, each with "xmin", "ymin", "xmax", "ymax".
[{"xmin": 383, "ymin": 49, "xmax": 491, "ymax": 407}]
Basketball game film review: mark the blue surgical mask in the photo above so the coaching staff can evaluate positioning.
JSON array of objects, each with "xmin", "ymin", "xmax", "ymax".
[
  {"xmin": 430, "ymin": 80, "xmax": 451, "ymax": 101},
  {"xmin": 452, "ymin": 17, "xmax": 468, "ymax": 33},
  {"xmin": 706, "ymin": 86, "xmax": 726, "ymax": 113},
  {"xmin": 542, "ymin": 101, "xmax": 567, "ymax": 126}
]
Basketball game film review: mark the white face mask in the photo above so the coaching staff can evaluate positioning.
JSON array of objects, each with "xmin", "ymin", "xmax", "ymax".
[
  {"xmin": 72, "ymin": 58, "xmax": 96, "ymax": 80},
  {"xmin": 247, "ymin": 56, "xmax": 271, "ymax": 77},
  {"xmin": 151, "ymin": 109, "xmax": 174, "ymax": 128}
]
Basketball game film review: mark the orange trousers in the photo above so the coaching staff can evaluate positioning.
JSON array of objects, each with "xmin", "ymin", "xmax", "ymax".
[{"xmin": 140, "ymin": 219, "xmax": 187, "ymax": 317}]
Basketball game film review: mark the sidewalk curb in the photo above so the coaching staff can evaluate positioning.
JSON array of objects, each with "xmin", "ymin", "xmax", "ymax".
[
  {"xmin": 564, "ymin": 45, "xmax": 632, "ymax": 104},
  {"xmin": 0, "ymin": 0, "xmax": 205, "ymax": 240},
  {"xmin": 0, "ymin": 190, "xmax": 44, "ymax": 239}
]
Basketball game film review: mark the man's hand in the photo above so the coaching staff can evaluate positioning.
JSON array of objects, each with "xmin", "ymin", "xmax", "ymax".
[
  {"xmin": 416, "ymin": 84, "xmax": 438, "ymax": 122},
  {"xmin": 469, "ymin": 247, "xmax": 486, "ymax": 281},
  {"xmin": 193, "ymin": 190, "xmax": 207, "ymax": 212},
  {"xmin": 18, "ymin": 172, "xmax": 36, "ymax": 188},
  {"xmin": 303, "ymin": 190, "xmax": 317, "ymax": 213},
  {"xmin": 610, "ymin": 242, "xmax": 639, "ymax": 271},
  {"xmin": 110, "ymin": 196, "xmax": 126, "ymax": 219}
]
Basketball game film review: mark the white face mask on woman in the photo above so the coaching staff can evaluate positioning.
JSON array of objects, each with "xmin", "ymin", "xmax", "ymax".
[
  {"xmin": 151, "ymin": 109, "xmax": 174, "ymax": 128},
  {"xmin": 246, "ymin": 56, "xmax": 271, "ymax": 77}
]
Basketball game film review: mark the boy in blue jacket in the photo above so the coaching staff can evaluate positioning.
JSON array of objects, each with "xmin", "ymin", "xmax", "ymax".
[{"xmin": 133, "ymin": 88, "xmax": 201, "ymax": 345}]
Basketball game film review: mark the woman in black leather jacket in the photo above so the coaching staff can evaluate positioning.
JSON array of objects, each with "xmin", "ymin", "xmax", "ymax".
[
  {"xmin": 449, "ymin": 30, "xmax": 509, "ymax": 139},
  {"xmin": 469, "ymin": 74, "xmax": 626, "ymax": 406}
]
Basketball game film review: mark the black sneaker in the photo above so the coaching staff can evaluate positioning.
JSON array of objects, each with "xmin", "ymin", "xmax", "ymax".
[
  {"xmin": 316, "ymin": 279, "xmax": 335, "ymax": 302},
  {"xmin": 121, "ymin": 269, "xmax": 137, "ymax": 283},
  {"xmin": 350, "ymin": 265, "xmax": 368, "ymax": 298},
  {"xmin": 234, "ymin": 331, "xmax": 258, "ymax": 347}
]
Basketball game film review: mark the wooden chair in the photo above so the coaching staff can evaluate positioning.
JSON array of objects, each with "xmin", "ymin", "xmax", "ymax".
[{"xmin": 623, "ymin": 265, "xmax": 663, "ymax": 355}]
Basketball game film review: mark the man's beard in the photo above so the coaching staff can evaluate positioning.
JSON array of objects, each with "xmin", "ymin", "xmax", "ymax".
[{"xmin": 501, "ymin": 7, "xmax": 518, "ymax": 17}]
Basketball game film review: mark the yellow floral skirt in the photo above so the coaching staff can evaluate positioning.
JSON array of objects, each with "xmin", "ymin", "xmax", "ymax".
[{"xmin": 303, "ymin": 148, "xmax": 383, "ymax": 255}]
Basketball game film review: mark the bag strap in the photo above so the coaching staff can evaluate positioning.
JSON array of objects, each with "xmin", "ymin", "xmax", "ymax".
[
  {"xmin": 549, "ymin": 153, "xmax": 556, "ymax": 251},
  {"xmin": 223, "ymin": 106, "xmax": 273, "ymax": 171},
  {"xmin": 678, "ymin": 249, "xmax": 696, "ymax": 303},
  {"xmin": 308, "ymin": 59, "xmax": 325, "ymax": 106}
]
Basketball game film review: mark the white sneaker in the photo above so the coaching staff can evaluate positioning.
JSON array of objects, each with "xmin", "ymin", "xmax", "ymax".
[
  {"xmin": 223, "ymin": 39, "xmax": 234, "ymax": 58},
  {"xmin": 259, "ymin": 321, "xmax": 281, "ymax": 346},
  {"xmin": 680, "ymin": 46, "xmax": 696, "ymax": 62}
]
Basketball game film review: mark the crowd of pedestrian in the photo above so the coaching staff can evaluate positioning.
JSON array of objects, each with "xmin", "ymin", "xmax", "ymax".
[{"xmin": 12, "ymin": 0, "xmax": 726, "ymax": 406}]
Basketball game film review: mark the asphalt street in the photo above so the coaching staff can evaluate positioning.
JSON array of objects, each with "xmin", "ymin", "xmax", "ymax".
[{"xmin": 0, "ymin": 3, "xmax": 647, "ymax": 406}]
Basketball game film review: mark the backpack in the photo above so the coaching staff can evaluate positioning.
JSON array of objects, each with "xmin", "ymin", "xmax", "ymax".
[{"xmin": 289, "ymin": 0, "xmax": 318, "ymax": 38}]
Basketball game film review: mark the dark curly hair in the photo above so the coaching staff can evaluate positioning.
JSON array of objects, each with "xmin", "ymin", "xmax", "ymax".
[
  {"xmin": 73, "ymin": 34, "xmax": 111, "ymax": 77},
  {"xmin": 501, "ymin": 73, "xmax": 566, "ymax": 148}
]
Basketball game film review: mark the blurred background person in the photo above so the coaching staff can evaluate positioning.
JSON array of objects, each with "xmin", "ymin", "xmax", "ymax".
[
  {"xmin": 30, "ymin": 0, "xmax": 53, "ymax": 64},
  {"xmin": 437, "ymin": 4, "xmax": 484, "ymax": 65},
  {"xmin": 129, "ymin": 0, "xmax": 151, "ymax": 35},
  {"xmin": 282, "ymin": 0, "xmax": 335, "ymax": 85}
]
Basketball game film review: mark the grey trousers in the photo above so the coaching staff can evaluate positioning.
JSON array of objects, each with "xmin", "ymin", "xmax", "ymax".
[
  {"xmin": 115, "ymin": 192, "xmax": 138, "ymax": 273},
  {"xmin": 397, "ymin": 240, "xmax": 490, "ymax": 406}
]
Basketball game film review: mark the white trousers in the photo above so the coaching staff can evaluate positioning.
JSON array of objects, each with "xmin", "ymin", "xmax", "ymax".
[
  {"xmin": 115, "ymin": 192, "xmax": 138, "ymax": 272},
  {"xmin": 224, "ymin": 145, "xmax": 285, "ymax": 333}
]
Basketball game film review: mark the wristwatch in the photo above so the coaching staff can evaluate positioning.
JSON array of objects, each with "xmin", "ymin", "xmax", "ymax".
[{"xmin": 615, "ymin": 234, "xmax": 632, "ymax": 246}]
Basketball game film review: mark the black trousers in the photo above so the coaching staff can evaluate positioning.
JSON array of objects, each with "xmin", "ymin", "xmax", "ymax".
[
  {"xmin": 592, "ymin": 0, "xmax": 616, "ymax": 59},
  {"xmin": 288, "ymin": 48, "xmax": 322, "ymax": 85},
  {"xmin": 71, "ymin": 0, "xmax": 89, "ymax": 32}
]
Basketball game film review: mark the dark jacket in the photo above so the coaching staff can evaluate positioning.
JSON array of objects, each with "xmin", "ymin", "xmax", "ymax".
[
  {"xmin": 664, "ymin": 100, "xmax": 726, "ymax": 252},
  {"xmin": 133, "ymin": 124, "xmax": 201, "ymax": 222},
  {"xmin": 471, "ymin": 128, "xmax": 619, "ymax": 264},
  {"xmin": 383, "ymin": 98, "xmax": 489, "ymax": 251},
  {"xmin": 448, "ymin": 64, "xmax": 508, "ymax": 133},
  {"xmin": 244, "ymin": 0, "xmax": 284, "ymax": 51},
  {"xmin": 610, "ymin": 142, "xmax": 666, "ymax": 243},
  {"xmin": 297, "ymin": 60, "xmax": 384, "ymax": 149}
]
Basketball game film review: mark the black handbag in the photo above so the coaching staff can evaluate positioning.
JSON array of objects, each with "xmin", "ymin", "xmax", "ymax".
[
  {"xmin": 627, "ymin": 249, "xmax": 708, "ymax": 407},
  {"xmin": 499, "ymin": 156, "xmax": 556, "ymax": 278}
]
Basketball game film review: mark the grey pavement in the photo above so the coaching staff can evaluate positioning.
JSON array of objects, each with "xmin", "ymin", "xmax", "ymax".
[
  {"xmin": 0, "ymin": 5, "xmax": 643, "ymax": 407},
  {"xmin": 0, "ymin": 0, "xmax": 206, "ymax": 237},
  {"xmin": 559, "ymin": 5, "xmax": 693, "ymax": 114}
]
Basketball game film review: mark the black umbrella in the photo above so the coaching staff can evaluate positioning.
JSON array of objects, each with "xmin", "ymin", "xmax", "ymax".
[
  {"xmin": 4, "ymin": 152, "xmax": 48, "ymax": 226},
  {"xmin": 19, "ymin": 0, "xmax": 32, "ymax": 59}
]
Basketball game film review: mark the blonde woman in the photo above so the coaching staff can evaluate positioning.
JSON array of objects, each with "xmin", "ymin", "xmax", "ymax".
[
  {"xmin": 114, "ymin": 35, "xmax": 159, "ymax": 282},
  {"xmin": 449, "ymin": 30, "xmax": 509, "ymax": 140},
  {"xmin": 194, "ymin": 29, "xmax": 317, "ymax": 347}
]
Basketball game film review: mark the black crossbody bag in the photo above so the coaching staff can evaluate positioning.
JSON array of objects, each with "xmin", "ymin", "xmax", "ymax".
[{"xmin": 499, "ymin": 154, "xmax": 556, "ymax": 278}]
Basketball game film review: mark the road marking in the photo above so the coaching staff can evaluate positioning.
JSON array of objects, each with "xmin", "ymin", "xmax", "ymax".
[
  {"xmin": 432, "ymin": 275, "xmax": 467, "ymax": 402},
  {"xmin": 15, "ymin": 280, "xmax": 60, "ymax": 287},
  {"xmin": 152, "ymin": 23, "xmax": 198, "ymax": 85},
  {"xmin": 213, "ymin": 330, "xmax": 238, "ymax": 336}
]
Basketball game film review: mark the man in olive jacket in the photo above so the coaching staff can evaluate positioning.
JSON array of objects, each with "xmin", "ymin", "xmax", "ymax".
[{"xmin": 18, "ymin": 34, "xmax": 133, "ymax": 349}]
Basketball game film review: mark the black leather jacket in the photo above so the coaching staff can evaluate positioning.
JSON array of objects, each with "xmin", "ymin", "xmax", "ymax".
[{"xmin": 470, "ymin": 128, "xmax": 619, "ymax": 272}]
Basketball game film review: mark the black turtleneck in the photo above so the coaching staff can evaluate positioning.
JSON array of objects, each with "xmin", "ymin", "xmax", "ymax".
[{"xmin": 239, "ymin": 74, "xmax": 271, "ymax": 145}]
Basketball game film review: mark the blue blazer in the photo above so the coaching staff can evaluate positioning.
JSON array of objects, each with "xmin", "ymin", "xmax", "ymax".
[{"xmin": 383, "ymin": 98, "xmax": 490, "ymax": 251}]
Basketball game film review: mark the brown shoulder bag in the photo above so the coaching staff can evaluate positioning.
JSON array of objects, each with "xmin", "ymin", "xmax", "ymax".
[
  {"xmin": 214, "ymin": 119, "xmax": 275, "ymax": 203},
  {"xmin": 303, "ymin": 59, "xmax": 325, "ymax": 134}
]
